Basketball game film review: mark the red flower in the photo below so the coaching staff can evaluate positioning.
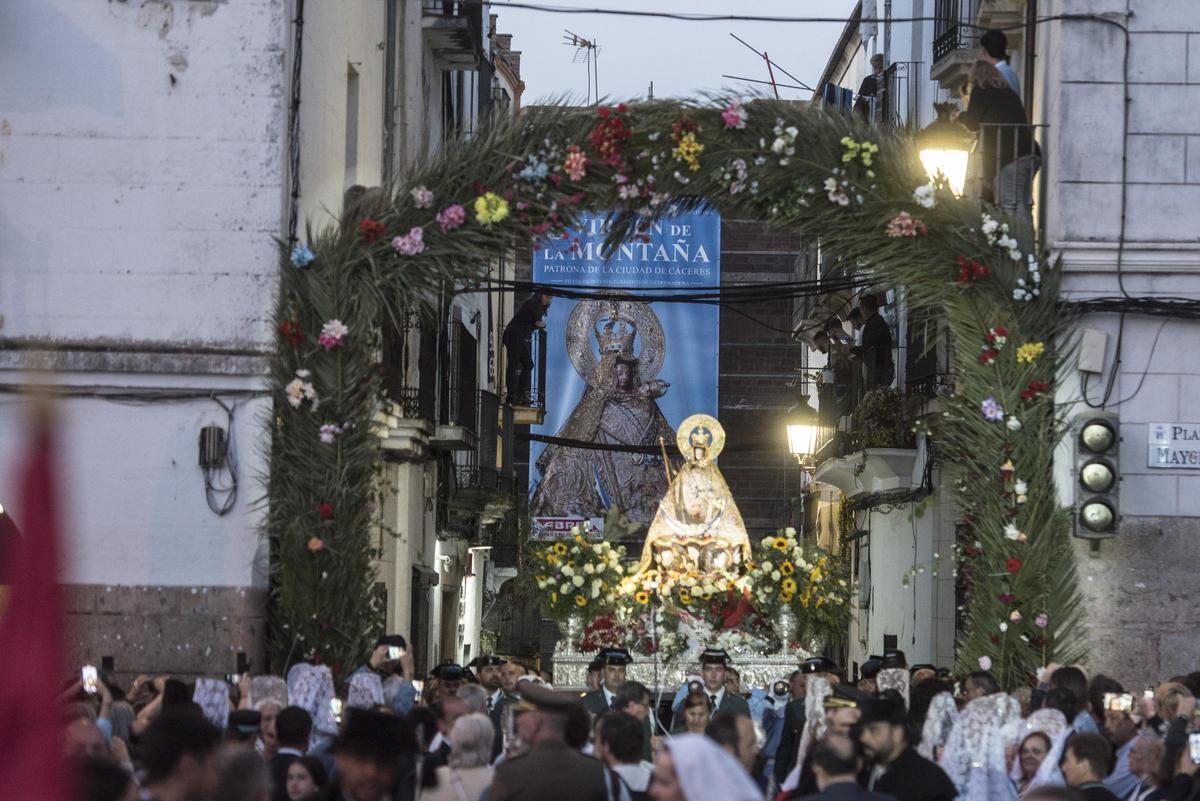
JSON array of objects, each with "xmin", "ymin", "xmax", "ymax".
[
  {"xmin": 279, "ymin": 320, "xmax": 304, "ymax": 348},
  {"xmin": 358, "ymin": 219, "xmax": 386, "ymax": 243},
  {"xmin": 990, "ymin": 634, "xmax": 1001, "ymax": 644},
  {"xmin": 671, "ymin": 118, "xmax": 699, "ymax": 143},
  {"xmin": 317, "ymin": 502, "xmax": 334, "ymax": 519},
  {"xmin": 1020, "ymin": 381, "xmax": 1050, "ymax": 402},
  {"xmin": 956, "ymin": 255, "xmax": 991, "ymax": 285},
  {"xmin": 979, "ymin": 349, "xmax": 998, "ymax": 365},
  {"xmin": 1005, "ymin": 558, "xmax": 1022, "ymax": 574},
  {"xmin": 999, "ymin": 592, "xmax": 1015, "ymax": 603}
]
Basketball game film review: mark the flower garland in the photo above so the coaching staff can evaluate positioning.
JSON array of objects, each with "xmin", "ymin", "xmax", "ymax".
[{"xmin": 266, "ymin": 97, "xmax": 1085, "ymax": 685}]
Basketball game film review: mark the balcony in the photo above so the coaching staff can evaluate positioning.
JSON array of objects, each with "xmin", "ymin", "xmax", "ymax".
[
  {"xmin": 446, "ymin": 390, "xmax": 515, "ymax": 524},
  {"xmin": 422, "ymin": 0, "xmax": 484, "ymax": 70},
  {"xmin": 381, "ymin": 308, "xmax": 436, "ymax": 461},
  {"xmin": 509, "ymin": 329, "xmax": 548, "ymax": 426},
  {"xmin": 930, "ymin": 0, "xmax": 981, "ymax": 89}
]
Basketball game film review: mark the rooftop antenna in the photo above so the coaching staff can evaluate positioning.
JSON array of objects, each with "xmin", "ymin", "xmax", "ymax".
[
  {"xmin": 563, "ymin": 30, "xmax": 600, "ymax": 105},
  {"xmin": 728, "ymin": 32, "xmax": 815, "ymax": 98}
]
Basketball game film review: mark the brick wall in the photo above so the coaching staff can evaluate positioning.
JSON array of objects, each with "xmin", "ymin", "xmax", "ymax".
[
  {"xmin": 718, "ymin": 219, "xmax": 807, "ymax": 534},
  {"xmin": 65, "ymin": 584, "xmax": 266, "ymax": 684}
]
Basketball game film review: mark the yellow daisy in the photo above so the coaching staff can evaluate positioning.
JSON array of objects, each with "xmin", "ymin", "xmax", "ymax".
[
  {"xmin": 635, "ymin": 591, "xmax": 650, "ymax": 605},
  {"xmin": 780, "ymin": 562, "xmax": 795, "ymax": 577},
  {"xmin": 574, "ymin": 594, "xmax": 587, "ymax": 607},
  {"xmin": 553, "ymin": 542, "xmax": 568, "ymax": 556}
]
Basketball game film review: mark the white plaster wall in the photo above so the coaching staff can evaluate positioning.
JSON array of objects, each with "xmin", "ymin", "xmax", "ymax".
[
  {"xmin": 294, "ymin": 0, "xmax": 387, "ymax": 228},
  {"xmin": 0, "ymin": 374, "xmax": 269, "ymax": 587},
  {"xmin": 0, "ymin": 0, "xmax": 287, "ymax": 348}
]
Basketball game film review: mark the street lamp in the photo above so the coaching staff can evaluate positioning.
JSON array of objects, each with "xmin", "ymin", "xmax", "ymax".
[
  {"xmin": 786, "ymin": 403, "xmax": 821, "ymax": 472},
  {"xmin": 918, "ymin": 105, "xmax": 973, "ymax": 197}
]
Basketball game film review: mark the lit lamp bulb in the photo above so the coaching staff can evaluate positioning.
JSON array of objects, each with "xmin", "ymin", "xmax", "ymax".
[
  {"xmin": 786, "ymin": 404, "xmax": 820, "ymax": 471},
  {"xmin": 917, "ymin": 107, "xmax": 974, "ymax": 198}
]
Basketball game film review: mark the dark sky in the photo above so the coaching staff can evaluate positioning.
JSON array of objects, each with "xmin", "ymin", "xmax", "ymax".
[{"xmin": 493, "ymin": 0, "xmax": 859, "ymax": 103}]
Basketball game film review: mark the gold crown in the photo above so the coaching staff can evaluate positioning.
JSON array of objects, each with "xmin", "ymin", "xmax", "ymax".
[{"xmin": 596, "ymin": 316, "xmax": 637, "ymax": 356}]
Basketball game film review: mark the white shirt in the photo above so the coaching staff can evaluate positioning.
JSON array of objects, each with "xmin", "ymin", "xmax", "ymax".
[
  {"xmin": 707, "ymin": 687, "xmax": 726, "ymax": 716},
  {"xmin": 613, "ymin": 762, "xmax": 654, "ymax": 792},
  {"xmin": 603, "ymin": 686, "xmax": 616, "ymax": 710},
  {"xmin": 428, "ymin": 731, "xmax": 447, "ymax": 753},
  {"xmin": 278, "ymin": 746, "xmax": 304, "ymax": 758}
]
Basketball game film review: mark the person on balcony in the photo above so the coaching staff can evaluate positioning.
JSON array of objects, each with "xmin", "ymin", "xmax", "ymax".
[
  {"xmin": 854, "ymin": 54, "xmax": 886, "ymax": 122},
  {"xmin": 502, "ymin": 291, "xmax": 551, "ymax": 405},
  {"xmin": 979, "ymin": 29, "xmax": 1020, "ymax": 96},
  {"xmin": 958, "ymin": 60, "xmax": 1041, "ymax": 226},
  {"xmin": 850, "ymin": 295, "xmax": 894, "ymax": 391}
]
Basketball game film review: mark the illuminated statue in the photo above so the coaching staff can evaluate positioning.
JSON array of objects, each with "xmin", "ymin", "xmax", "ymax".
[
  {"xmin": 531, "ymin": 299, "xmax": 675, "ymax": 525},
  {"xmin": 633, "ymin": 415, "xmax": 752, "ymax": 577}
]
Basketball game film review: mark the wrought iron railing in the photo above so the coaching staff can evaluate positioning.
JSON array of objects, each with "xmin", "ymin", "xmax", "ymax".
[{"xmin": 932, "ymin": 0, "xmax": 980, "ymax": 62}]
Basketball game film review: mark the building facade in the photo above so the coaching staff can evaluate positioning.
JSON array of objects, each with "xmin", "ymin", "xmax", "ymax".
[
  {"xmin": 811, "ymin": 0, "xmax": 1200, "ymax": 684},
  {"xmin": 0, "ymin": 0, "xmax": 524, "ymax": 680}
]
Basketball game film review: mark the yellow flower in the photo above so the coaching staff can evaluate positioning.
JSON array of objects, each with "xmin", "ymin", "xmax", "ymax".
[
  {"xmin": 551, "ymin": 592, "xmax": 558, "ymax": 605},
  {"xmin": 1016, "ymin": 341, "xmax": 1045, "ymax": 364},
  {"xmin": 474, "ymin": 192, "xmax": 510, "ymax": 225},
  {"xmin": 781, "ymin": 577, "xmax": 798, "ymax": 594},
  {"xmin": 635, "ymin": 591, "xmax": 650, "ymax": 605},
  {"xmin": 809, "ymin": 567, "xmax": 822, "ymax": 582},
  {"xmin": 679, "ymin": 590, "xmax": 692, "ymax": 605},
  {"xmin": 552, "ymin": 542, "xmax": 568, "ymax": 556},
  {"xmin": 672, "ymin": 132, "xmax": 705, "ymax": 171},
  {"xmin": 780, "ymin": 561, "xmax": 795, "ymax": 576},
  {"xmin": 780, "ymin": 591, "xmax": 794, "ymax": 604},
  {"xmin": 772, "ymin": 538, "xmax": 788, "ymax": 552},
  {"xmin": 574, "ymin": 594, "xmax": 587, "ymax": 607}
]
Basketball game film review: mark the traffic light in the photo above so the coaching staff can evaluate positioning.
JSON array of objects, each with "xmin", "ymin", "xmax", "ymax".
[{"xmin": 1074, "ymin": 413, "xmax": 1120, "ymax": 538}]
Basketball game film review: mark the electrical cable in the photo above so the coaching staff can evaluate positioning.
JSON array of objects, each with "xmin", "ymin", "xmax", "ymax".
[{"xmin": 205, "ymin": 396, "xmax": 240, "ymax": 516}]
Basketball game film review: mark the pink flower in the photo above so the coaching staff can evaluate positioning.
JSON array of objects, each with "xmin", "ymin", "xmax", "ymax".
[
  {"xmin": 721, "ymin": 100, "xmax": 747, "ymax": 130},
  {"xmin": 886, "ymin": 211, "xmax": 928, "ymax": 238},
  {"xmin": 564, "ymin": 145, "xmax": 588, "ymax": 182},
  {"xmin": 979, "ymin": 656, "xmax": 992, "ymax": 670},
  {"xmin": 318, "ymin": 319, "xmax": 349, "ymax": 351},
  {"xmin": 390, "ymin": 226, "xmax": 425, "ymax": 256},
  {"xmin": 410, "ymin": 185, "xmax": 434, "ymax": 208},
  {"xmin": 1034, "ymin": 613, "xmax": 1048, "ymax": 629},
  {"xmin": 436, "ymin": 204, "xmax": 466, "ymax": 233}
]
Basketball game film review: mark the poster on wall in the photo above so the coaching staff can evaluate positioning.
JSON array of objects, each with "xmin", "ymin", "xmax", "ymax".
[{"xmin": 528, "ymin": 209, "xmax": 721, "ymax": 539}]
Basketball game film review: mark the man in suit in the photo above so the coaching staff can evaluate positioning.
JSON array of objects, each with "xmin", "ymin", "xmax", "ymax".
[
  {"xmin": 775, "ymin": 657, "xmax": 843, "ymax": 786},
  {"xmin": 859, "ymin": 692, "xmax": 957, "ymax": 801},
  {"xmin": 468, "ymin": 654, "xmax": 508, "ymax": 760},
  {"xmin": 269, "ymin": 706, "xmax": 312, "ymax": 801},
  {"xmin": 316, "ymin": 708, "xmax": 417, "ymax": 801},
  {"xmin": 489, "ymin": 681, "xmax": 608, "ymax": 801},
  {"xmin": 791, "ymin": 732, "xmax": 897, "ymax": 801},
  {"xmin": 671, "ymin": 648, "xmax": 750, "ymax": 732},
  {"xmin": 582, "ymin": 647, "xmax": 631, "ymax": 715}
]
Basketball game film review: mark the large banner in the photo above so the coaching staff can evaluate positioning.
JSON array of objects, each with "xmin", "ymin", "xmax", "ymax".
[{"xmin": 529, "ymin": 210, "xmax": 720, "ymax": 539}]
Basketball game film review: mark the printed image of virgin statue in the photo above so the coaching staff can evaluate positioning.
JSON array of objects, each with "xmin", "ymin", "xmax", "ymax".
[{"xmin": 531, "ymin": 299, "xmax": 675, "ymax": 525}]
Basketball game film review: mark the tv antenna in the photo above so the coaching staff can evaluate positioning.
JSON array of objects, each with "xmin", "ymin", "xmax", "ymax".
[
  {"xmin": 725, "ymin": 33, "xmax": 814, "ymax": 99},
  {"xmin": 563, "ymin": 30, "xmax": 600, "ymax": 105}
]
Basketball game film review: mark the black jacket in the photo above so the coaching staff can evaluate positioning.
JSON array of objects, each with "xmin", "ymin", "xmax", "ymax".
[
  {"xmin": 959, "ymin": 84, "xmax": 1039, "ymax": 184},
  {"xmin": 503, "ymin": 295, "xmax": 547, "ymax": 344},
  {"xmin": 858, "ymin": 314, "xmax": 894, "ymax": 373},
  {"xmin": 871, "ymin": 747, "xmax": 957, "ymax": 801},
  {"xmin": 269, "ymin": 753, "xmax": 298, "ymax": 801},
  {"xmin": 794, "ymin": 780, "xmax": 898, "ymax": 801},
  {"xmin": 774, "ymin": 697, "xmax": 807, "ymax": 785}
]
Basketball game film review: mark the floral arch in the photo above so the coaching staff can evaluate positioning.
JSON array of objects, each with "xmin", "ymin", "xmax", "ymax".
[{"xmin": 268, "ymin": 99, "xmax": 1084, "ymax": 688}]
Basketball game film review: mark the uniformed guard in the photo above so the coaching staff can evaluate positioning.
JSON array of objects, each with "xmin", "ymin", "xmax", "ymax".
[
  {"xmin": 468, "ymin": 654, "xmax": 509, "ymax": 760},
  {"xmin": 489, "ymin": 680, "xmax": 609, "ymax": 801},
  {"xmin": 774, "ymin": 656, "xmax": 843, "ymax": 786},
  {"xmin": 582, "ymin": 647, "xmax": 631, "ymax": 715}
]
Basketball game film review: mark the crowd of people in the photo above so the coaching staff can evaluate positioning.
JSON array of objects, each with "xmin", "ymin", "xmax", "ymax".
[{"xmin": 63, "ymin": 635, "xmax": 1200, "ymax": 801}]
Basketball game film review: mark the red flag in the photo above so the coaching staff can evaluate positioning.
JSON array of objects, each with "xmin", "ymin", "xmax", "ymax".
[{"xmin": 0, "ymin": 414, "xmax": 70, "ymax": 801}]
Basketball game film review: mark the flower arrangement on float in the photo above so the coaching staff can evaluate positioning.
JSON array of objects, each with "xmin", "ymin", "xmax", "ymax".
[{"xmin": 532, "ymin": 526, "xmax": 852, "ymax": 661}]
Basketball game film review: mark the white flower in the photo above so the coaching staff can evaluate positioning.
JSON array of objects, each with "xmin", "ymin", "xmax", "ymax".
[
  {"xmin": 913, "ymin": 183, "xmax": 937, "ymax": 208},
  {"xmin": 572, "ymin": 575, "xmax": 585, "ymax": 587},
  {"xmin": 981, "ymin": 215, "xmax": 1000, "ymax": 235},
  {"xmin": 561, "ymin": 565, "xmax": 573, "ymax": 577},
  {"xmin": 999, "ymin": 622, "xmax": 1009, "ymax": 632},
  {"xmin": 1007, "ymin": 417, "xmax": 1022, "ymax": 431},
  {"xmin": 823, "ymin": 177, "xmax": 838, "ymax": 192},
  {"xmin": 583, "ymin": 563, "xmax": 595, "ymax": 575},
  {"xmin": 785, "ymin": 126, "xmax": 798, "ymax": 138},
  {"xmin": 321, "ymin": 319, "xmax": 349, "ymax": 340},
  {"xmin": 761, "ymin": 561, "xmax": 772, "ymax": 572},
  {"xmin": 771, "ymin": 570, "xmax": 781, "ymax": 581},
  {"xmin": 784, "ymin": 527, "xmax": 796, "ymax": 536},
  {"xmin": 560, "ymin": 583, "xmax": 571, "ymax": 594},
  {"xmin": 1014, "ymin": 480, "xmax": 1028, "ymax": 495},
  {"xmin": 296, "ymin": 369, "xmax": 311, "ymax": 379}
]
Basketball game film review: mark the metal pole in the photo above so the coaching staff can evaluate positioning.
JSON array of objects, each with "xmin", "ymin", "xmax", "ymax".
[{"xmin": 763, "ymin": 51, "xmax": 781, "ymax": 100}]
